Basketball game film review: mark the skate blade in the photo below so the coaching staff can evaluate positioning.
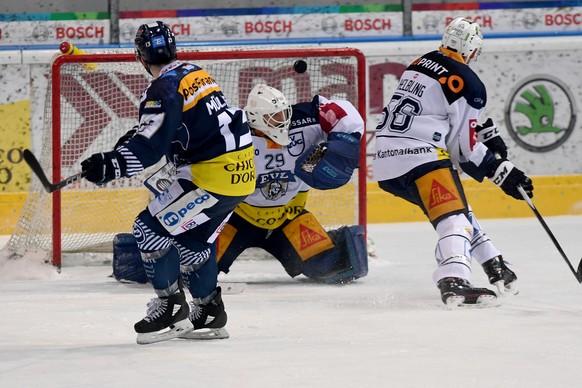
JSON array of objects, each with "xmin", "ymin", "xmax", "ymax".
[
  {"xmin": 178, "ymin": 327, "xmax": 230, "ymax": 340},
  {"xmin": 492, "ymin": 280, "xmax": 519, "ymax": 296},
  {"xmin": 136, "ymin": 318, "xmax": 194, "ymax": 345},
  {"xmin": 444, "ymin": 295, "xmax": 500, "ymax": 309}
]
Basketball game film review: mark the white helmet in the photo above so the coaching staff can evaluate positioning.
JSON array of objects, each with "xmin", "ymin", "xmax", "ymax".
[
  {"xmin": 245, "ymin": 84, "xmax": 292, "ymax": 146},
  {"xmin": 441, "ymin": 17, "xmax": 483, "ymax": 65}
]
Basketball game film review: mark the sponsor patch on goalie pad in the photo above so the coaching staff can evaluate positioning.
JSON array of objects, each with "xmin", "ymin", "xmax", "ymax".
[
  {"xmin": 415, "ymin": 168, "xmax": 466, "ymax": 223},
  {"xmin": 282, "ymin": 212, "xmax": 334, "ymax": 260}
]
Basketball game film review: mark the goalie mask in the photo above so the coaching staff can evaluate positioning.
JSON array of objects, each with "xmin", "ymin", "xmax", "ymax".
[
  {"xmin": 135, "ymin": 21, "xmax": 177, "ymax": 75},
  {"xmin": 441, "ymin": 17, "xmax": 483, "ymax": 65},
  {"xmin": 245, "ymin": 84, "xmax": 292, "ymax": 146}
]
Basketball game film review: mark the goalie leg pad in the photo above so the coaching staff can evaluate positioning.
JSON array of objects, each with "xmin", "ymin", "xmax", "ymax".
[
  {"xmin": 113, "ymin": 233, "xmax": 148, "ymax": 284},
  {"xmin": 315, "ymin": 225, "xmax": 368, "ymax": 284}
]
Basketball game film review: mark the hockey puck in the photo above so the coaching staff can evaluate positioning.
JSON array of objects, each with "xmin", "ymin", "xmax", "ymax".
[{"xmin": 293, "ymin": 60, "xmax": 307, "ymax": 74}]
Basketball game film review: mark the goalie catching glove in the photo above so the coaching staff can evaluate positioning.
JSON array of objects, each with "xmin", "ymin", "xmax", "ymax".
[
  {"xmin": 294, "ymin": 132, "xmax": 360, "ymax": 190},
  {"xmin": 476, "ymin": 118, "xmax": 508, "ymax": 159},
  {"xmin": 81, "ymin": 150, "xmax": 127, "ymax": 185},
  {"xmin": 487, "ymin": 158, "xmax": 533, "ymax": 200}
]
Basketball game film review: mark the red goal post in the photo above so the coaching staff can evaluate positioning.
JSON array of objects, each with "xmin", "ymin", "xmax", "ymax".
[{"xmin": 8, "ymin": 47, "xmax": 367, "ymax": 268}]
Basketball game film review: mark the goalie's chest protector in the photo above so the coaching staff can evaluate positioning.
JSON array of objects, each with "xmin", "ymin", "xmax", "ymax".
[{"xmin": 236, "ymin": 100, "xmax": 331, "ymax": 228}]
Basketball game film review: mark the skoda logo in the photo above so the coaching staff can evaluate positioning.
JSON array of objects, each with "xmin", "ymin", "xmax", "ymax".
[{"xmin": 504, "ymin": 75, "xmax": 577, "ymax": 152}]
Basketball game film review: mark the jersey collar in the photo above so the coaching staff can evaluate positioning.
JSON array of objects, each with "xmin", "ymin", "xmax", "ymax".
[
  {"xmin": 438, "ymin": 47, "xmax": 466, "ymax": 64},
  {"xmin": 159, "ymin": 60, "xmax": 183, "ymax": 76}
]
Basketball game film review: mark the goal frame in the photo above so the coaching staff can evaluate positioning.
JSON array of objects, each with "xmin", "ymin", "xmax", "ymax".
[{"xmin": 49, "ymin": 47, "xmax": 368, "ymax": 268}]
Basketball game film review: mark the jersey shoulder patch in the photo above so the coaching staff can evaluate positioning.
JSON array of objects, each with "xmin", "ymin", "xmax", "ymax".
[{"xmin": 409, "ymin": 50, "xmax": 486, "ymax": 109}]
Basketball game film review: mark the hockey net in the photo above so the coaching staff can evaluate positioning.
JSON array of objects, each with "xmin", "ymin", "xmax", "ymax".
[{"xmin": 4, "ymin": 47, "xmax": 367, "ymax": 267}]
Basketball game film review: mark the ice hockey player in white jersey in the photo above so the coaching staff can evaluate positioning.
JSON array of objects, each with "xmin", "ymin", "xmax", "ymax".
[
  {"xmin": 216, "ymin": 84, "xmax": 368, "ymax": 284},
  {"xmin": 373, "ymin": 17, "xmax": 534, "ymax": 308}
]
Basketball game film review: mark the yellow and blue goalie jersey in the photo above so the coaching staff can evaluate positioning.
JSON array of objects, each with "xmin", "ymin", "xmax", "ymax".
[{"xmin": 119, "ymin": 61, "xmax": 255, "ymax": 196}]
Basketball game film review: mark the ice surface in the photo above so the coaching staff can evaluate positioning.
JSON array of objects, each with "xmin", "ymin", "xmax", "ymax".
[{"xmin": 1, "ymin": 216, "xmax": 581, "ymax": 387}]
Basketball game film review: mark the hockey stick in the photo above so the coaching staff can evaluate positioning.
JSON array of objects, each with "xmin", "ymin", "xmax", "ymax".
[
  {"xmin": 23, "ymin": 149, "xmax": 86, "ymax": 193},
  {"xmin": 518, "ymin": 185, "xmax": 582, "ymax": 283}
]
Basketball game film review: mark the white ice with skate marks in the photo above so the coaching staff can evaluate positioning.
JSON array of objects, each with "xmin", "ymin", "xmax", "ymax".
[{"xmin": 1, "ymin": 216, "xmax": 582, "ymax": 387}]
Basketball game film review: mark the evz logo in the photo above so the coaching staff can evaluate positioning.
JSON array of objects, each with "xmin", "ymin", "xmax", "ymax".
[
  {"xmin": 288, "ymin": 132, "xmax": 305, "ymax": 156},
  {"xmin": 258, "ymin": 170, "xmax": 295, "ymax": 200}
]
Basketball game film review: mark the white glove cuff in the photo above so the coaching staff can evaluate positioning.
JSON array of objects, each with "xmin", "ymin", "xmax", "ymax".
[
  {"xmin": 489, "ymin": 160, "xmax": 515, "ymax": 187},
  {"xmin": 476, "ymin": 124, "xmax": 500, "ymax": 142}
]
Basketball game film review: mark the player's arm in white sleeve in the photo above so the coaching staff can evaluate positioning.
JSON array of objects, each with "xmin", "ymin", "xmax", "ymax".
[
  {"xmin": 447, "ymin": 100, "xmax": 495, "ymax": 182},
  {"xmin": 318, "ymin": 96, "xmax": 364, "ymax": 139}
]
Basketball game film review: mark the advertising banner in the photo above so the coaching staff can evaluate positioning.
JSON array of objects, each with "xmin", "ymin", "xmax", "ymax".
[
  {"xmin": 119, "ymin": 6, "xmax": 403, "ymax": 43},
  {"xmin": 412, "ymin": 4, "xmax": 582, "ymax": 35},
  {"xmin": 0, "ymin": 13, "xmax": 109, "ymax": 46},
  {"xmin": 0, "ymin": 65, "xmax": 30, "ymax": 192}
]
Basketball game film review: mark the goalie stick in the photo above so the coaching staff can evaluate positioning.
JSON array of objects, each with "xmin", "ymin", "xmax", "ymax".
[
  {"xmin": 23, "ymin": 149, "xmax": 86, "ymax": 193},
  {"xmin": 518, "ymin": 185, "xmax": 582, "ymax": 283}
]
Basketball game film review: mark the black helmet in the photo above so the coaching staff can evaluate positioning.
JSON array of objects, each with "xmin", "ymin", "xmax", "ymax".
[{"xmin": 134, "ymin": 21, "xmax": 177, "ymax": 68}]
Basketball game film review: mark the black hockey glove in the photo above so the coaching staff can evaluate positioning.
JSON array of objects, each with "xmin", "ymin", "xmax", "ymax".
[
  {"xmin": 113, "ymin": 126, "xmax": 137, "ymax": 150},
  {"xmin": 487, "ymin": 159, "xmax": 533, "ymax": 200},
  {"xmin": 476, "ymin": 118, "xmax": 508, "ymax": 159},
  {"xmin": 81, "ymin": 150, "xmax": 127, "ymax": 185}
]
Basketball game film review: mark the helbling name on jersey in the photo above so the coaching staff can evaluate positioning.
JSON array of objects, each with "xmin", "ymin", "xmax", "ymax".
[
  {"xmin": 397, "ymin": 78, "xmax": 426, "ymax": 97},
  {"xmin": 374, "ymin": 146, "xmax": 433, "ymax": 159}
]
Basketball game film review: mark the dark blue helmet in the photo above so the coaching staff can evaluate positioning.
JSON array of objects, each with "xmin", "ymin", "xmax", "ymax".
[{"xmin": 134, "ymin": 21, "xmax": 177, "ymax": 68}]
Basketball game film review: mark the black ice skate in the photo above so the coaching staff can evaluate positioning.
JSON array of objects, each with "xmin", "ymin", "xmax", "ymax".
[
  {"xmin": 178, "ymin": 286, "xmax": 229, "ymax": 340},
  {"xmin": 134, "ymin": 290, "xmax": 193, "ymax": 345},
  {"xmin": 482, "ymin": 255, "xmax": 518, "ymax": 295},
  {"xmin": 437, "ymin": 277, "xmax": 498, "ymax": 309}
]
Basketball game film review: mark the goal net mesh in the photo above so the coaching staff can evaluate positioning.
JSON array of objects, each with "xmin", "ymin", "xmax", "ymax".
[{"xmin": 3, "ymin": 47, "xmax": 366, "ymax": 266}]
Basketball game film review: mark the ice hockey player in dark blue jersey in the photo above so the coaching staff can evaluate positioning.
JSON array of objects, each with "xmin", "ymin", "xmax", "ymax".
[
  {"xmin": 374, "ymin": 17, "xmax": 534, "ymax": 308},
  {"xmin": 81, "ymin": 21, "xmax": 256, "ymax": 343}
]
